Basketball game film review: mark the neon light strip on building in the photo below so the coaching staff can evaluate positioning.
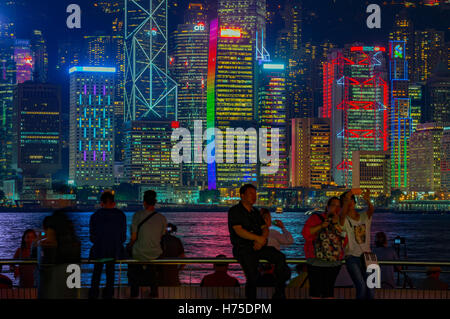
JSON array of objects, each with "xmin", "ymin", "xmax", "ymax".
[
  {"xmin": 220, "ymin": 28, "xmax": 241, "ymax": 38},
  {"xmin": 206, "ymin": 18, "xmax": 218, "ymax": 190},
  {"xmin": 69, "ymin": 66, "xmax": 116, "ymax": 74}
]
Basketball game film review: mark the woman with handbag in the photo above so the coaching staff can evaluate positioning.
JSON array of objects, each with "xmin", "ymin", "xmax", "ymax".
[
  {"xmin": 301, "ymin": 197, "xmax": 345, "ymax": 299},
  {"xmin": 339, "ymin": 189, "xmax": 375, "ymax": 300}
]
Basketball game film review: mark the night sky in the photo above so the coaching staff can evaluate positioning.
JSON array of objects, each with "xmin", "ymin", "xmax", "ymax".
[{"xmin": 2, "ymin": 0, "xmax": 448, "ymax": 83}]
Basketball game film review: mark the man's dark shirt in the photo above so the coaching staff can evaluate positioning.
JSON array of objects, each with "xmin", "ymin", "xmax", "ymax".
[
  {"xmin": 89, "ymin": 208, "xmax": 127, "ymax": 259},
  {"xmin": 228, "ymin": 201, "xmax": 265, "ymax": 250}
]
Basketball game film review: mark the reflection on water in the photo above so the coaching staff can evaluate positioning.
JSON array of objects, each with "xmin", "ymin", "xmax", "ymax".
[{"xmin": 1, "ymin": 211, "xmax": 450, "ymax": 286}]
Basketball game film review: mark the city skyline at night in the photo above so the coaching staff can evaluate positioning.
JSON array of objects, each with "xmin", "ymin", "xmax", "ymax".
[{"xmin": 0, "ymin": 0, "xmax": 448, "ymax": 207}]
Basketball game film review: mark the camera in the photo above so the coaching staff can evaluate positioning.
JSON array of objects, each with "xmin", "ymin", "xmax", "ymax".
[{"xmin": 394, "ymin": 236, "xmax": 405, "ymax": 245}]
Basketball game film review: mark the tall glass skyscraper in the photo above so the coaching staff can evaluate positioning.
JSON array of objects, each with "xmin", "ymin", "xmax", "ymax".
[
  {"xmin": 389, "ymin": 40, "xmax": 412, "ymax": 191},
  {"xmin": 170, "ymin": 2, "xmax": 209, "ymax": 187},
  {"xmin": 13, "ymin": 82, "xmax": 61, "ymax": 176},
  {"xmin": 257, "ymin": 63, "xmax": 288, "ymax": 189},
  {"xmin": 323, "ymin": 45, "xmax": 388, "ymax": 187},
  {"xmin": 69, "ymin": 67, "xmax": 115, "ymax": 187}
]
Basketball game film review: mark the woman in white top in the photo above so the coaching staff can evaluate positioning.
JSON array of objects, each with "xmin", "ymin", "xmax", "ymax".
[{"xmin": 260, "ymin": 208, "xmax": 294, "ymax": 251}]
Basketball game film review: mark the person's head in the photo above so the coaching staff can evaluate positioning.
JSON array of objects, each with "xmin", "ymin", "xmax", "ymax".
[
  {"xmin": 21, "ymin": 229, "xmax": 37, "ymax": 249},
  {"xmin": 214, "ymin": 254, "xmax": 229, "ymax": 272},
  {"xmin": 167, "ymin": 223, "xmax": 177, "ymax": 234},
  {"xmin": 375, "ymin": 232, "xmax": 388, "ymax": 248},
  {"xmin": 100, "ymin": 191, "xmax": 115, "ymax": 209},
  {"xmin": 426, "ymin": 267, "xmax": 441, "ymax": 280},
  {"xmin": 143, "ymin": 190, "xmax": 157, "ymax": 209},
  {"xmin": 239, "ymin": 184, "xmax": 257, "ymax": 206},
  {"xmin": 325, "ymin": 197, "xmax": 341, "ymax": 216},
  {"xmin": 340, "ymin": 191, "xmax": 356, "ymax": 211},
  {"xmin": 260, "ymin": 208, "xmax": 271, "ymax": 226}
]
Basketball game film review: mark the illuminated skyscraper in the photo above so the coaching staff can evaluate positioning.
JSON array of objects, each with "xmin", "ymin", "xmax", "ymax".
[
  {"xmin": 408, "ymin": 123, "xmax": 443, "ymax": 192},
  {"xmin": 352, "ymin": 151, "xmax": 391, "ymax": 197},
  {"xmin": 413, "ymin": 29, "xmax": 445, "ymax": 82},
  {"xmin": 389, "ymin": 11, "xmax": 414, "ymax": 79},
  {"xmin": 323, "ymin": 45, "xmax": 388, "ymax": 187},
  {"xmin": 123, "ymin": 120, "xmax": 181, "ymax": 187},
  {"xmin": 257, "ymin": 63, "xmax": 288, "ymax": 189},
  {"xmin": 170, "ymin": 2, "xmax": 209, "ymax": 187},
  {"xmin": 441, "ymin": 127, "xmax": 450, "ymax": 191},
  {"xmin": 30, "ymin": 30, "xmax": 48, "ymax": 83},
  {"xmin": 84, "ymin": 34, "xmax": 125, "ymax": 162},
  {"xmin": 424, "ymin": 68, "xmax": 450, "ymax": 126},
  {"xmin": 209, "ymin": 0, "xmax": 266, "ymax": 190},
  {"xmin": 124, "ymin": 0, "xmax": 177, "ymax": 122},
  {"xmin": 14, "ymin": 39, "xmax": 33, "ymax": 84},
  {"xmin": 0, "ymin": 34, "xmax": 16, "ymax": 181},
  {"xmin": 12, "ymin": 82, "xmax": 61, "ymax": 176},
  {"xmin": 290, "ymin": 118, "xmax": 331, "ymax": 189},
  {"xmin": 408, "ymin": 83, "xmax": 423, "ymax": 132},
  {"xmin": 389, "ymin": 40, "xmax": 412, "ymax": 191},
  {"xmin": 69, "ymin": 67, "xmax": 115, "ymax": 187},
  {"xmin": 279, "ymin": 0, "xmax": 304, "ymax": 119}
]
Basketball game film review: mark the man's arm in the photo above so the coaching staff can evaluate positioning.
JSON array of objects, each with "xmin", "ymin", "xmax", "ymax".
[
  {"xmin": 232, "ymin": 225, "xmax": 266, "ymax": 245},
  {"xmin": 339, "ymin": 193, "xmax": 352, "ymax": 226},
  {"xmin": 363, "ymin": 189, "xmax": 374, "ymax": 219}
]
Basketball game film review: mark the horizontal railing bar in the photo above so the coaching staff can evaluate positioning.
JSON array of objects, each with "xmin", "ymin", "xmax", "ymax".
[{"xmin": 1, "ymin": 259, "xmax": 450, "ymax": 266}]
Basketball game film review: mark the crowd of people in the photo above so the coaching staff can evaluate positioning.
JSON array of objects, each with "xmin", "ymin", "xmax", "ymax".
[{"xmin": 2, "ymin": 185, "xmax": 448, "ymax": 299}]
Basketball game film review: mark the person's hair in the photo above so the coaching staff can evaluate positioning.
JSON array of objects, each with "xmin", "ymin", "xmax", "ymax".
[
  {"xmin": 325, "ymin": 197, "xmax": 340, "ymax": 212},
  {"xmin": 167, "ymin": 223, "xmax": 177, "ymax": 233},
  {"xmin": 375, "ymin": 232, "xmax": 388, "ymax": 248},
  {"xmin": 100, "ymin": 191, "xmax": 115, "ymax": 204},
  {"xmin": 339, "ymin": 191, "xmax": 356, "ymax": 206},
  {"xmin": 260, "ymin": 208, "xmax": 270, "ymax": 219},
  {"xmin": 44, "ymin": 211, "xmax": 81, "ymax": 264},
  {"xmin": 42, "ymin": 215, "xmax": 51, "ymax": 230},
  {"xmin": 20, "ymin": 229, "xmax": 36, "ymax": 249},
  {"xmin": 239, "ymin": 184, "xmax": 256, "ymax": 195},
  {"xmin": 143, "ymin": 190, "xmax": 157, "ymax": 206}
]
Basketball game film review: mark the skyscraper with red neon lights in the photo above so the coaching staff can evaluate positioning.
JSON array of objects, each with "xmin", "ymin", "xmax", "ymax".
[{"xmin": 323, "ymin": 45, "xmax": 389, "ymax": 187}]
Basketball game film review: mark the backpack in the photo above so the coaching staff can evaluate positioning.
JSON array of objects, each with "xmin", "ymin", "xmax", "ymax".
[{"xmin": 313, "ymin": 214, "xmax": 344, "ymax": 262}]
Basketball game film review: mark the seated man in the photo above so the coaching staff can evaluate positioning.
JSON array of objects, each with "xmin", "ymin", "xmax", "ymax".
[
  {"xmin": 228, "ymin": 184, "xmax": 291, "ymax": 299},
  {"xmin": 200, "ymin": 255, "xmax": 240, "ymax": 287}
]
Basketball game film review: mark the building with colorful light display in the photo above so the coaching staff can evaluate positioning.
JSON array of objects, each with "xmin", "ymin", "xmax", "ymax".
[
  {"xmin": 257, "ymin": 62, "xmax": 288, "ymax": 189},
  {"xmin": 14, "ymin": 39, "xmax": 33, "ymax": 84},
  {"xmin": 170, "ymin": 3, "xmax": 209, "ymax": 187},
  {"xmin": 13, "ymin": 82, "xmax": 61, "ymax": 176},
  {"xmin": 408, "ymin": 123, "xmax": 443, "ymax": 192},
  {"xmin": 69, "ymin": 66, "xmax": 115, "ymax": 187},
  {"xmin": 323, "ymin": 45, "xmax": 388, "ymax": 187},
  {"xmin": 389, "ymin": 40, "xmax": 412, "ymax": 191},
  {"xmin": 290, "ymin": 118, "xmax": 332, "ymax": 189}
]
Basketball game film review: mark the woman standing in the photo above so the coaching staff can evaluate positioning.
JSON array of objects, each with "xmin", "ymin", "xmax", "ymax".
[
  {"xmin": 301, "ymin": 197, "xmax": 345, "ymax": 298},
  {"xmin": 12, "ymin": 229, "xmax": 37, "ymax": 288}
]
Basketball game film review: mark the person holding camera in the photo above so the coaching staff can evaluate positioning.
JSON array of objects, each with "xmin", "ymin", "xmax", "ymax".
[
  {"xmin": 339, "ymin": 188, "xmax": 375, "ymax": 299},
  {"xmin": 301, "ymin": 197, "xmax": 345, "ymax": 298},
  {"xmin": 159, "ymin": 223, "xmax": 185, "ymax": 286}
]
